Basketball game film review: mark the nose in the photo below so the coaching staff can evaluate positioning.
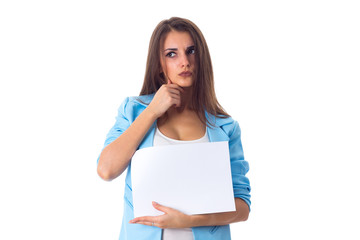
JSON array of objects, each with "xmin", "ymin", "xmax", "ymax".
[{"xmin": 180, "ymin": 53, "xmax": 190, "ymax": 68}]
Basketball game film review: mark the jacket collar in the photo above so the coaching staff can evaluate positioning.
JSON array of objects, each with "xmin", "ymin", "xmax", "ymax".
[{"xmin": 133, "ymin": 94, "xmax": 231, "ymax": 149}]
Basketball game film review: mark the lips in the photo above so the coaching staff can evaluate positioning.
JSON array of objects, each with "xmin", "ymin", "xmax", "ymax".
[{"xmin": 179, "ymin": 71, "xmax": 192, "ymax": 77}]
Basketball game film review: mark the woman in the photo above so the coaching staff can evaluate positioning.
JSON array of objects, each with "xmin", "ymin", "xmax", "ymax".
[{"xmin": 97, "ymin": 17, "xmax": 251, "ymax": 240}]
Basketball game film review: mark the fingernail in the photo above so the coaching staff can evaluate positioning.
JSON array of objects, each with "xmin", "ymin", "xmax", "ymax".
[{"xmin": 152, "ymin": 201, "xmax": 158, "ymax": 205}]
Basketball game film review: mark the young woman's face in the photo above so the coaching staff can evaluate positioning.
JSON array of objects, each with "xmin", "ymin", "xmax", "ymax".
[{"xmin": 160, "ymin": 31, "xmax": 196, "ymax": 87}]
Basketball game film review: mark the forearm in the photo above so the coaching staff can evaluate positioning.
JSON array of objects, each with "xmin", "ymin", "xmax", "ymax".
[
  {"xmin": 189, "ymin": 198, "xmax": 249, "ymax": 227},
  {"xmin": 97, "ymin": 107, "xmax": 158, "ymax": 181}
]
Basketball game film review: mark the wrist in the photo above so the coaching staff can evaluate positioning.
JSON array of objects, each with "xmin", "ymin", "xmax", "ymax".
[
  {"xmin": 188, "ymin": 214, "xmax": 211, "ymax": 228},
  {"xmin": 144, "ymin": 107, "xmax": 159, "ymax": 120}
]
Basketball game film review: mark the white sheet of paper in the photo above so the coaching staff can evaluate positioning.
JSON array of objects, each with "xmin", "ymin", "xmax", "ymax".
[{"xmin": 131, "ymin": 141, "xmax": 235, "ymax": 218}]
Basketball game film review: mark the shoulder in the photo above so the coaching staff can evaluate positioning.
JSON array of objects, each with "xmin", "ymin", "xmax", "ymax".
[
  {"xmin": 207, "ymin": 112, "xmax": 240, "ymax": 136},
  {"xmin": 129, "ymin": 93, "xmax": 155, "ymax": 105},
  {"xmin": 117, "ymin": 94, "xmax": 155, "ymax": 120},
  {"xmin": 120, "ymin": 93, "xmax": 154, "ymax": 107},
  {"xmin": 219, "ymin": 117, "xmax": 240, "ymax": 138}
]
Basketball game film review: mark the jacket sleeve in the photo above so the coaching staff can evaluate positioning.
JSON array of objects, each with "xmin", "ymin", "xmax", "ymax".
[
  {"xmin": 228, "ymin": 120, "xmax": 251, "ymax": 210},
  {"xmin": 97, "ymin": 97, "xmax": 130, "ymax": 164}
]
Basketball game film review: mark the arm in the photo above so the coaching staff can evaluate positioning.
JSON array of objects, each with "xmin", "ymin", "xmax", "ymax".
[
  {"xmin": 190, "ymin": 120, "xmax": 251, "ymax": 226},
  {"xmin": 97, "ymin": 83, "xmax": 184, "ymax": 181},
  {"xmin": 130, "ymin": 120, "xmax": 251, "ymax": 228},
  {"xmin": 130, "ymin": 198, "xmax": 249, "ymax": 228},
  {"xmin": 191, "ymin": 120, "xmax": 251, "ymax": 227},
  {"xmin": 97, "ymin": 99, "xmax": 158, "ymax": 181},
  {"xmin": 189, "ymin": 198, "xmax": 249, "ymax": 227}
]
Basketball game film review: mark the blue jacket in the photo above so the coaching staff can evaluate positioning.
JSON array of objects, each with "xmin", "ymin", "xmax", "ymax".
[{"xmin": 97, "ymin": 94, "xmax": 251, "ymax": 240}]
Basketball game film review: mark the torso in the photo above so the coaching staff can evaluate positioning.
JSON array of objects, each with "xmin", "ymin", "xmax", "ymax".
[
  {"xmin": 157, "ymin": 110, "xmax": 206, "ymax": 141},
  {"xmin": 156, "ymin": 109, "xmax": 206, "ymax": 240}
]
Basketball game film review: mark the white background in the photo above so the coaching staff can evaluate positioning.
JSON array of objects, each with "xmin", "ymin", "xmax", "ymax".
[{"xmin": 1, "ymin": 0, "xmax": 359, "ymax": 239}]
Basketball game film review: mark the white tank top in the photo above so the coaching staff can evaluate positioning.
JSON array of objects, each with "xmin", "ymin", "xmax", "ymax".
[{"xmin": 153, "ymin": 124, "xmax": 209, "ymax": 240}]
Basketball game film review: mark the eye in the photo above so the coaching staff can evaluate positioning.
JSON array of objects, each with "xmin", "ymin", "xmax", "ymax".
[
  {"xmin": 187, "ymin": 47, "xmax": 195, "ymax": 55},
  {"xmin": 166, "ymin": 52, "xmax": 176, "ymax": 58}
]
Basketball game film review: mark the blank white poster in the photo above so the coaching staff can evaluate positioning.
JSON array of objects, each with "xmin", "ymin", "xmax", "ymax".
[{"xmin": 131, "ymin": 141, "xmax": 235, "ymax": 218}]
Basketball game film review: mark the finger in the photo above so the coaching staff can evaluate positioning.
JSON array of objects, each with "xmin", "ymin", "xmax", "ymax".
[
  {"xmin": 171, "ymin": 99, "xmax": 181, "ymax": 108},
  {"xmin": 152, "ymin": 201, "xmax": 171, "ymax": 213},
  {"xmin": 167, "ymin": 94, "xmax": 181, "ymax": 106},
  {"xmin": 166, "ymin": 85, "xmax": 184, "ymax": 94},
  {"xmin": 167, "ymin": 79, "xmax": 185, "ymax": 93},
  {"xmin": 129, "ymin": 216, "xmax": 155, "ymax": 223},
  {"xmin": 131, "ymin": 221, "xmax": 154, "ymax": 227},
  {"xmin": 172, "ymin": 99, "xmax": 181, "ymax": 108},
  {"xmin": 167, "ymin": 88, "xmax": 182, "ymax": 96},
  {"xmin": 169, "ymin": 96, "xmax": 181, "ymax": 105}
]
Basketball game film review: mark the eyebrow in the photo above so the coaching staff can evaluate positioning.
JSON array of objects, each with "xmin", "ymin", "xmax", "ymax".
[{"xmin": 164, "ymin": 45, "xmax": 195, "ymax": 52}]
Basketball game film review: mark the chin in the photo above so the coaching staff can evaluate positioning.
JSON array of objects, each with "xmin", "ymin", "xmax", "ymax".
[
  {"xmin": 180, "ymin": 82, "xmax": 193, "ymax": 87},
  {"xmin": 176, "ymin": 79, "xmax": 194, "ymax": 88}
]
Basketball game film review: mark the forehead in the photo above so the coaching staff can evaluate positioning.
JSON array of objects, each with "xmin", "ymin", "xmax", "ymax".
[{"xmin": 163, "ymin": 31, "xmax": 194, "ymax": 48}]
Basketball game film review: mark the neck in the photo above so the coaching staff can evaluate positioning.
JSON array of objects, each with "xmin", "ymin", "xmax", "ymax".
[
  {"xmin": 165, "ymin": 86, "xmax": 194, "ymax": 117},
  {"xmin": 180, "ymin": 86, "xmax": 193, "ymax": 109}
]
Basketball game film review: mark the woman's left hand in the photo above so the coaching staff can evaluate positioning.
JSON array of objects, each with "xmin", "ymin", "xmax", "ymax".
[{"xmin": 129, "ymin": 201, "xmax": 191, "ymax": 229}]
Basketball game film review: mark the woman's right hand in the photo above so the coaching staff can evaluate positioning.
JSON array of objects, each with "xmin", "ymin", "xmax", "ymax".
[{"xmin": 147, "ymin": 79, "xmax": 184, "ymax": 118}]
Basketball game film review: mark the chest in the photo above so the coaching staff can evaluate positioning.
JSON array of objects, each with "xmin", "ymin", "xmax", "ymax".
[{"xmin": 157, "ymin": 115, "xmax": 206, "ymax": 141}]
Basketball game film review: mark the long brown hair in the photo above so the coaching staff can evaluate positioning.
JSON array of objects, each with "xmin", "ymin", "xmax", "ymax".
[{"xmin": 137, "ymin": 17, "xmax": 230, "ymax": 128}]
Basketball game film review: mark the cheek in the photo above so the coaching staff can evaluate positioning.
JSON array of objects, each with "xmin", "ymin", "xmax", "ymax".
[
  {"xmin": 189, "ymin": 56, "xmax": 196, "ymax": 66},
  {"xmin": 167, "ymin": 61, "xmax": 178, "ymax": 74}
]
